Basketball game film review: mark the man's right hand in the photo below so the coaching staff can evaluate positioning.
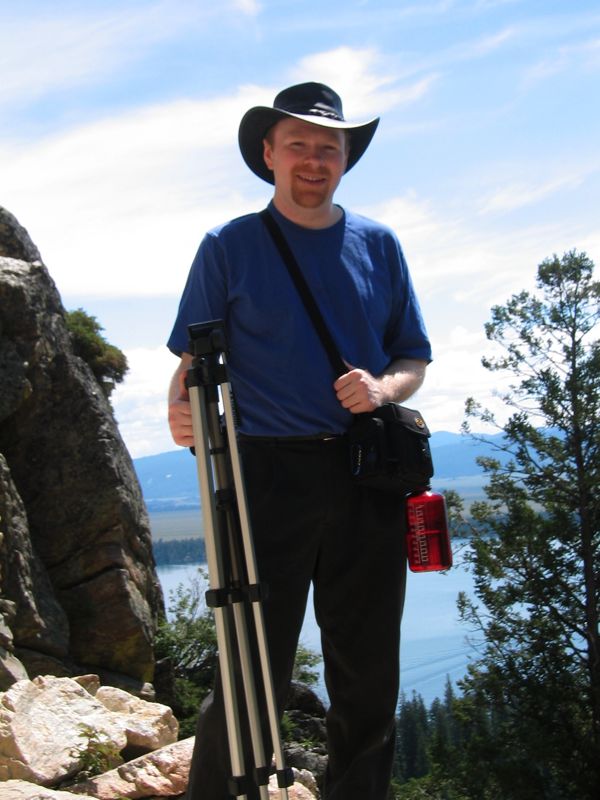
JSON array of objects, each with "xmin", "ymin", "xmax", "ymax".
[{"xmin": 167, "ymin": 354, "xmax": 194, "ymax": 447}]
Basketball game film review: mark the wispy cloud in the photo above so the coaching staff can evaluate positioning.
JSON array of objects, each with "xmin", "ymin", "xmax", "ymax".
[
  {"xmin": 522, "ymin": 35, "xmax": 600, "ymax": 89},
  {"xmin": 0, "ymin": 44, "xmax": 438, "ymax": 298},
  {"xmin": 467, "ymin": 0, "xmax": 520, "ymax": 11},
  {"xmin": 445, "ymin": 26, "xmax": 516, "ymax": 62},
  {"xmin": 0, "ymin": 2, "xmax": 217, "ymax": 109},
  {"xmin": 478, "ymin": 171, "xmax": 589, "ymax": 215},
  {"xmin": 291, "ymin": 47, "xmax": 438, "ymax": 117},
  {"xmin": 360, "ymin": 188, "xmax": 593, "ymax": 311},
  {"xmin": 263, "ymin": 1, "xmax": 458, "ymax": 35},
  {"xmin": 231, "ymin": 0, "xmax": 263, "ymax": 15},
  {"xmin": 1, "ymin": 83, "xmax": 272, "ymax": 296},
  {"xmin": 414, "ymin": 323, "xmax": 510, "ymax": 436}
]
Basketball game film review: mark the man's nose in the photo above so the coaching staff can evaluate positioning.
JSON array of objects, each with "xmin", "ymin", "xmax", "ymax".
[{"xmin": 303, "ymin": 146, "xmax": 325, "ymax": 164}]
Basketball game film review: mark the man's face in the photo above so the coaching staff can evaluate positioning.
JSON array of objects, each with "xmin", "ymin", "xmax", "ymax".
[{"xmin": 263, "ymin": 117, "xmax": 349, "ymax": 217}]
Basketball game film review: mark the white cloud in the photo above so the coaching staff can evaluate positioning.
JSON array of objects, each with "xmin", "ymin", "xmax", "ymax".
[
  {"xmin": 291, "ymin": 47, "xmax": 438, "ymax": 117},
  {"xmin": 359, "ymin": 186, "xmax": 600, "ymax": 412},
  {"xmin": 112, "ymin": 345, "xmax": 180, "ymax": 458},
  {"xmin": 231, "ymin": 0, "xmax": 262, "ymax": 15},
  {"xmin": 413, "ymin": 325, "xmax": 510, "ymax": 435},
  {"xmin": 0, "ymin": 2, "xmax": 214, "ymax": 108},
  {"xmin": 470, "ymin": 0, "xmax": 520, "ymax": 8},
  {"xmin": 0, "ymin": 84, "xmax": 273, "ymax": 297},
  {"xmin": 522, "ymin": 35, "xmax": 600, "ymax": 90},
  {"xmin": 577, "ymin": 230, "xmax": 600, "ymax": 261},
  {"xmin": 0, "ymin": 45, "xmax": 439, "ymax": 300},
  {"xmin": 445, "ymin": 26, "xmax": 516, "ymax": 62},
  {"xmin": 478, "ymin": 171, "xmax": 589, "ymax": 215},
  {"xmin": 360, "ymin": 192, "xmax": 546, "ymax": 305}
]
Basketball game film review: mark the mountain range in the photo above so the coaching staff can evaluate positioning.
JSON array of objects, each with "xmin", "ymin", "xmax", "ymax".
[{"xmin": 133, "ymin": 431, "xmax": 507, "ymax": 511}]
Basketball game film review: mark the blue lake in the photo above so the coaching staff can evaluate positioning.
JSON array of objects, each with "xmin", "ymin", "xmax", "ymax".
[{"xmin": 156, "ymin": 540, "xmax": 479, "ymax": 708}]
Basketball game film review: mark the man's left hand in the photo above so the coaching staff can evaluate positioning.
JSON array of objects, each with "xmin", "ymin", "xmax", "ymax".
[{"xmin": 333, "ymin": 367, "xmax": 385, "ymax": 413}]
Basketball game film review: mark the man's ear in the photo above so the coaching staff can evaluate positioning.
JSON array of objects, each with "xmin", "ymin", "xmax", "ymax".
[
  {"xmin": 344, "ymin": 131, "xmax": 351, "ymax": 170},
  {"xmin": 263, "ymin": 138, "xmax": 274, "ymax": 171}
]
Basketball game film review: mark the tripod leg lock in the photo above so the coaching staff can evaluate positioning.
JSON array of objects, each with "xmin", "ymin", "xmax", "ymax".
[
  {"xmin": 227, "ymin": 774, "xmax": 248, "ymax": 797},
  {"xmin": 205, "ymin": 588, "xmax": 230, "ymax": 608},
  {"xmin": 186, "ymin": 361, "xmax": 229, "ymax": 388},
  {"xmin": 205, "ymin": 583, "xmax": 268, "ymax": 608},
  {"xmin": 245, "ymin": 582, "xmax": 268, "ymax": 603},
  {"xmin": 215, "ymin": 488, "xmax": 235, "ymax": 510},
  {"xmin": 253, "ymin": 766, "xmax": 271, "ymax": 787},
  {"xmin": 276, "ymin": 767, "xmax": 295, "ymax": 788}
]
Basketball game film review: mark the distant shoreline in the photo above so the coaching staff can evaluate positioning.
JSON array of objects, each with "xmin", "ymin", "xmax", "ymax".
[{"xmin": 148, "ymin": 508, "xmax": 203, "ymax": 541}]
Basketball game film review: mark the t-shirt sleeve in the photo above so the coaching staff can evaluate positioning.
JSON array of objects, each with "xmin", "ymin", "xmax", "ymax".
[
  {"xmin": 167, "ymin": 232, "xmax": 228, "ymax": 356},
  {"xmin": 384, "ymin": 236, "xmax": 432, "ymax": 363}
]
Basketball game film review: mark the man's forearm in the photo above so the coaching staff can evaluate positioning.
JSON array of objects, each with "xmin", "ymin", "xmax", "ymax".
[
  {"xmin": 378, "ymin": 358, "xmax": 428, "ymax": 404},
  {"xmin": 334, "ymin": 358, "xmax": 428, "ymax": 413}
]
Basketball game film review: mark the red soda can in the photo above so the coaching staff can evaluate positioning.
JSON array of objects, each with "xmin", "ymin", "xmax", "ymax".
[{"xmin": 406, "ymin": 491, "xmax": 452, "ymax": 572}]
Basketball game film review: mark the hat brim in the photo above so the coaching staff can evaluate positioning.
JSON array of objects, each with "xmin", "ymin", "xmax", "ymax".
[{"xmin": 238, "ymin": 107, "xmax": 380, "ymax": 185}]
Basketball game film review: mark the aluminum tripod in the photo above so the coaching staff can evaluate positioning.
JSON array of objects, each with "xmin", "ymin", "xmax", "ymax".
[{"xmin": 185, "ymin": 320, "xmax": 293, "ymax": 800}]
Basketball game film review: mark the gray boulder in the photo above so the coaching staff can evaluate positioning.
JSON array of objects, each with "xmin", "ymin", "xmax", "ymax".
[{"xmin": 0, "ymin": 206, "xmax": 164, "ymax": 688}]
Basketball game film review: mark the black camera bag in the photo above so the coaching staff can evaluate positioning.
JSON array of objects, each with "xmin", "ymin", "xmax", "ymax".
[{"xmin": 348, "ymin": 403, "xmax": 433, "ymax": 494}]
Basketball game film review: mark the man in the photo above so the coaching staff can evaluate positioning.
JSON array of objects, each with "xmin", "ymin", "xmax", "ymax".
[{"xmin": 167, "ymin": 82, "xmax": 431, "ymax": 800}]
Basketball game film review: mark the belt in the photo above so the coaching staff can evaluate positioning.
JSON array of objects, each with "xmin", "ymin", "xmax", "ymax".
[{"xmin": 238, "ymin": 433, "xmax": 345, "ymax": 445}]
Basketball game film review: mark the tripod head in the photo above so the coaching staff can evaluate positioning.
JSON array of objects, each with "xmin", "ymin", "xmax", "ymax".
[
  {"xmin": 186, "ymin": 320, "xmax": 229, "ymax": 395},
  {"xmin": 187, "ymin": 320, "xmax": 228, "ymax": 359}
]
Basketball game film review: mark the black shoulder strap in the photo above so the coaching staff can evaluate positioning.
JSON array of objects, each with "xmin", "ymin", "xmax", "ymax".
[{"xmin": 259, "ymin": 209, "xmax": 346, "ymax": 377}]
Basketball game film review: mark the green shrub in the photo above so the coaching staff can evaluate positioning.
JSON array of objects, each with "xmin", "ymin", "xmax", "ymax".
[
  {"xmin": 65, "ymin": 308, "xmax": 128, "ymax": 397},
  {"xmin": 155, "ymin": 569, "xmax": 322, "ymax": 739}
]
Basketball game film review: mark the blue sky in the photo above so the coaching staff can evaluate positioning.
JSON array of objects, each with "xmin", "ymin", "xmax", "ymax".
[{"xmin": 2, "ymin": 0, "xmax": 599, "ymax": 457}]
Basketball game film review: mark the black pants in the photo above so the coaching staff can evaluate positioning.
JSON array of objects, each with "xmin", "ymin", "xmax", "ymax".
[{"xmin": 185, "ymin": 436, "xmax": 407, "ymax": 800}]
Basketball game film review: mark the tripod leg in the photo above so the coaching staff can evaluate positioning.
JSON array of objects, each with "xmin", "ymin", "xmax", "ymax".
[
  {"xmin": 222, "ymin": 388, "xmax": 293, "ymax": 800},
  {"xmin": 205, "ymin": 397, "xmax": 271, "ymax": 800},
  {"xmin": 188, "ymin": 382, "xmax": 250, "ymax": 800}
]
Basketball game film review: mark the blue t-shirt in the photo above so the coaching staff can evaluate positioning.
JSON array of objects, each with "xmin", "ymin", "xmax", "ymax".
[{"xmin": 168, "ymin": 203, "xmax": 432, "ymax": 436}]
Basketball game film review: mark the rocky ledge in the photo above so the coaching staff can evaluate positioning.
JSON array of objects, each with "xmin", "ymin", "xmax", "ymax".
[{"xmin": 0, "ymin": 674, "xmax": 320, "ymax": 799}]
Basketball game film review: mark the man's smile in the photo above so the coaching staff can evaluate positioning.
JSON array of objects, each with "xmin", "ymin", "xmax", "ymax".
[{"xmin": 296, "ymin": 173, "xmax": 327, "ymax": 184}]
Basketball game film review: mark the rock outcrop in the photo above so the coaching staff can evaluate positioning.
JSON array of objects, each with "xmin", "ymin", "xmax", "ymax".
[
  {"xmin": 0, "ymin": 206, "xmax": 164, "ymax": 689},
  {"xmin": 0, "ymin": 208, "xmax": 41, "ymax": 262},
  {"xmin": 69, "ymin": 737, "xmax": 193, "ymax": 799},
  {"xmin": 0, "ymin": 675, "xmax": 178, "ymax": 785},
  {"xmin": 0, "ymin": 674, "xmax": 319, "ymax": 799}
]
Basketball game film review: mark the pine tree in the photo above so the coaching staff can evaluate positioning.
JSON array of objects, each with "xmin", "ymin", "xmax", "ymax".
[
  {"xmin": 452, "ymin": 250, "xmax": 600, "ymax": 798},
  {"xmin": 395, "ymin": 692, "xmax": 430, "ymax": 781}
]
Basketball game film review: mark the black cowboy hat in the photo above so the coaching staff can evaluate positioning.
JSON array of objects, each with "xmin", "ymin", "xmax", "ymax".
[{"xmin": 238, "ymin": 82, "xmax": 380, "ymax": 184}]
